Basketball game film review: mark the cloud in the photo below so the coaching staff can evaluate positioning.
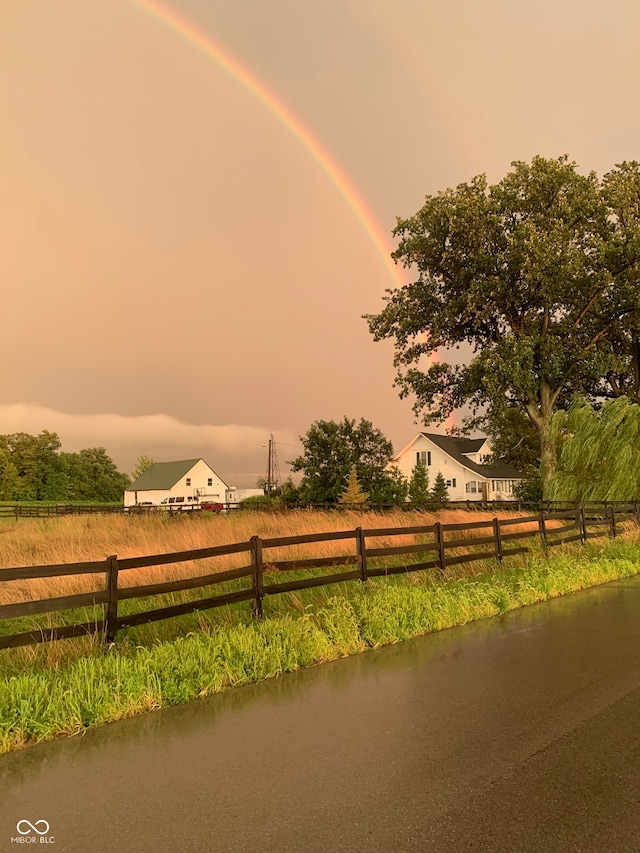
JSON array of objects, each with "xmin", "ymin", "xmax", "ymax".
[{"xmin": 0, "ymin": 404, "xmax": 300, "ymax": 486}]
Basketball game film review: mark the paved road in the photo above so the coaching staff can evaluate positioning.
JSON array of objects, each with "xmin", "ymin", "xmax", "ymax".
[{"xmin": 2, "ymin": 577, "xmax": 640, "ymax": 852}]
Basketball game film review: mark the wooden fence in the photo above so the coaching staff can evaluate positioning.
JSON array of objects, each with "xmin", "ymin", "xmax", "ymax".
[
  {"xmin": 0, "ymin": 503, "xmax": 637, "ymax": 651},
  {"xmin": 3, "ymin": 499, "xmax": 640, "ymax": 519}
]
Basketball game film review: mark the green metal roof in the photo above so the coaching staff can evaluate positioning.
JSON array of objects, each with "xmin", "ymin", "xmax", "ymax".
[{"xmin": 128, "ymin": 459, "xmax": 202, "ymax": 491}]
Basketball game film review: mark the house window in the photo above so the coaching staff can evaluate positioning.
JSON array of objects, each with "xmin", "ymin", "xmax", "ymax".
[
  {"xmin": 466, "ymin": 481, "xmax": 477, "ymax": 494},
  {"xmin": 416, "ymin": 451, "xmax": 432, "ymax": 466},
  {"xmin": 491, "ymin": 481, "xmax": 495, "ymax": 491},
  {"xmin": 446, "ymin": 480, "xmax": 451, "ymax": 487},
  {"xmin": 208, "ymin": 478, "xmax": 213, "ymax": 487},
  {"xmin": 452, "ymin": 479, "xmax": 456, "ymax": 488},
  {"xmin": 186, "ymin": 478, "xmax": 191, "ymax": 486}
]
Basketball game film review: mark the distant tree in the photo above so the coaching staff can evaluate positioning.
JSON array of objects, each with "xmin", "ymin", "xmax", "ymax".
[
  {"xmin": 280, "ymin": 477, "xmax": 300, "ymax": 503},
  {"xmin": 430, "ymin": 472, "xmax": 450, "ymax": 508},
  {"xmin": 339, "ymin": 465, "xmax": 369, "ymax": 505},
  {"xmin": 0, "ymin": 432, "xmax": 130, "ymax": 502},
  {"xmin": 290, "ymin": 417, "xmax": 393, "ymax": 503},
  {"xmin": 64, "ymin": 448, "xmax": 130, "ymax": 502},
  {"xmin": 131, "ymin": 455, "xmax": 154, "ymax": 482},
  {"xmin": 408, "ymin": 458, "xmax": 430, "ymax": 504},
  {"xmin": 372, "ymin": 466, "xmax": 409, "ymax": 505},
  {"xmin": 0, "ymin": 447, "xmax": 19, "ymax": 500},
  {"xmin": 513, "ymin": 474, "xmax": 543, "ymax": 504},
  {"xmin": 2, "ymin": 431, "xmax": 68, "ymax": 500},
  {"xmin": 548, "ymin": 397, "xmax": 640, "ymax": 501}
]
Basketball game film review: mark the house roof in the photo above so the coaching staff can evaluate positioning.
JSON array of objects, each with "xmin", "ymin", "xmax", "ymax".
[
  {"xmin": 420, "ymin": 434, "xmax": 523, "ymax": 480},
  {"xmin": 128, "ymin": 459, "xmax": 204, "ymax": 491},
  {"xmin": 457, "ymin": 438, "xmax": 487, "ymax": 454}
]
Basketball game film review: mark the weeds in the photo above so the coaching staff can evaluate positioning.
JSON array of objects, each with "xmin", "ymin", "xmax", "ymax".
[{"xmin": 0, "ymin": 533, "xmax": 638, "ymax": 754}]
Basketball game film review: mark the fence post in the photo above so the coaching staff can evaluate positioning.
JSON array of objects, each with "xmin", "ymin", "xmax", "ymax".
[
  {"xmin": 609, "ymin": 506, "xmax": 617, "ymax": 538},
  {"xmin": 538, "ymin": 513, "xmax": 548, "ymax": 555},
  {"xmin": 579, "ymin": 507, "xmax": 587, "ymax": 545},
  {"xmin": 355, "ymin": 527, "xmax": 368, "ymax": 583},
  {"xmin": 251, "ymin": 535, "xmax": 264, "ymax": 618},
  {"xmin": 492, "ymin": 517, "xmax": 502, "ymax": 563},
  {"xmin": 104, "ymin": 554, "xmax": 119, "ymax": 643},
  {"xmin": 434, "ymin": 522, "xmax": 446, "ymax": 574}
]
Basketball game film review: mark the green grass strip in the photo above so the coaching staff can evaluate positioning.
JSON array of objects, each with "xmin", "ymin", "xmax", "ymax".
[{"xmin": 1, "ymin": 540, "xmax": 639, "ymax": 754}]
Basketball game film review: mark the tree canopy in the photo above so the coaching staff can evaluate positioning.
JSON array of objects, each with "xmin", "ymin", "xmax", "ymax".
[
  {"xmin": 548, "ymin": 397, "xmax": 640, "ymax": 501},
  {"xmin": 0, "ymin": 431, "xmax": 130, "ymax": 502},
  {"xmin": 131, "ymin": 455, "xmax": 154, "ymax": 482},
  {"xmin": 408, "ymin": 457, "xmax": 430, "ymax": 504},
  {"xmin": 365, "ymin": 156, "xmax": 640, "ymax": 496},
  {"xmin": 289, "ymin": 417, "xmax": 393, "ymax": 503}
]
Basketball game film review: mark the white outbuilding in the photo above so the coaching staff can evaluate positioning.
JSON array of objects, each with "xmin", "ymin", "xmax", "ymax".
[{"xmin": 125, "ymin": 458, "xmax": 229, "ymax": 508}]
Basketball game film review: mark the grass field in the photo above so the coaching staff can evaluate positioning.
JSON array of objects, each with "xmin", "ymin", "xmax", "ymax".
[
  {"xmin": 0, "ymin": 510, "xmax": 638, "ymax": 753},
  {"xmin": 0, "ymin": 507, "xmax": 559, "ymax": 664}
]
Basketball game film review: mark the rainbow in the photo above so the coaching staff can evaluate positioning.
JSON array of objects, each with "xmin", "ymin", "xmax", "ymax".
[
  {"xmin": 128, "ymin": 0, "xmax": 405, "ymax": 290},
  {"xmin": 128, "ymin": 1, "xmax": 455, "ymax": 429}
]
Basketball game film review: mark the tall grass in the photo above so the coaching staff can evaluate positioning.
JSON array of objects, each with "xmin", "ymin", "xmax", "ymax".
[
  {"xmin": 0, "ymin": 514, "xmax": 638, "ymax": 753},
  {"xmin": 0, "ymin": 509, "xmax": 564, "ymax": 664}
]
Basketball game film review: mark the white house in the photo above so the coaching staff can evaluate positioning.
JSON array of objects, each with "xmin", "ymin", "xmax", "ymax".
[
  {"xmin": 389, "ymin": 433, "xmax": 524, "ymax": 502},
  {"xmin": 125, "ymin": 459, "xmax": 230, "ymax": 508}
]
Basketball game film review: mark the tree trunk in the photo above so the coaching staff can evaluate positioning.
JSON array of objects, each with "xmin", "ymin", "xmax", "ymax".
[
  {"xmin": 525, "ymin": 381, "xmax": 558, "ymax": 499},
  {"xmin": 538, "ymin": 419, "xmax": 557, "ymax": 498}
]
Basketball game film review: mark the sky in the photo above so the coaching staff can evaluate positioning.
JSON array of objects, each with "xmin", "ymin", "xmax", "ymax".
[{"xmin": 1, "ymin": 0, "xmax": 639, "ymax": 486}]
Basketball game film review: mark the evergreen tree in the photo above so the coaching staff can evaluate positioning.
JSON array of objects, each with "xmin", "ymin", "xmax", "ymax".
[
  {"xmin": 430, "ymin": 472, "xmax": 450, "ymax": 508},
  {"xmin": 339, "ymin": 465, "xmax": 369, "ymax": 505},
  {"xmin": 372, "ymin": 465, "xmax": 409, "ymax": 505},
  {"xmin": 408, "ymin": 458, "xmax": 430, "ymax": 504}
]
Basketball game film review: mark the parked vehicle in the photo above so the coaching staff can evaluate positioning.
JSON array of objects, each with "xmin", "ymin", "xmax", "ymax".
[
  {"xmin": 159, "ymin": 496, "xmax": 200, "ymax": 511},
  {"xmin": 128, "ymin": 502, "xmax": 154, "ymax": 514},
  {"xmin": 200, "ymin": 500, "xmax": 224, "ymax": 513}
]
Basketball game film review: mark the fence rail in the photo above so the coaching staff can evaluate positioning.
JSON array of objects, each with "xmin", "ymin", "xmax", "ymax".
[
  {"xmin": 2, "ymin": 499, "xmax": 640, "ymax": 519},
  {"xmin": 0, "ymin": 503, "xmax": 638, "ymax": 651}
]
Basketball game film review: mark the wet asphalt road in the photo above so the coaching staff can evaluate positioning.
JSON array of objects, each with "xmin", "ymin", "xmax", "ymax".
[{"xmin": 2, "ymin": 577, "xmax": 640, "ymax": 853}]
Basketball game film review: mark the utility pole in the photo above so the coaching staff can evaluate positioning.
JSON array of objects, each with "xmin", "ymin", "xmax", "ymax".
[{"xmin": 265, "ymin": 434, "xmax": 281, "ymax": 495}]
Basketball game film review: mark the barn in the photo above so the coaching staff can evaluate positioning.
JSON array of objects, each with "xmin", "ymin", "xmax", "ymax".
[{"xmin": 124, "ymin": 459, "xmax": 229, "ymax": 508}]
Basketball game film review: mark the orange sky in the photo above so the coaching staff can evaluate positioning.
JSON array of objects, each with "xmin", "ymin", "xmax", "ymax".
[{"xmin": 2, "ymin": 0, "xmax": 639, "ymax": 484}]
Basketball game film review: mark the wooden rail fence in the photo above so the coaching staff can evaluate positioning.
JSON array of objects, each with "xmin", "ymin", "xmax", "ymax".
[
  {"xmin": 2, "ymin": 499, "xmax": 640, "ymax": 519},
  {"xmin": 0, "ymin": 504, "xmax": 637, "ymax": 651}
]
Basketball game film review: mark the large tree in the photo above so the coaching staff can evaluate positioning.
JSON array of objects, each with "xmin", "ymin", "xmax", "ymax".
[
  {"xmin": 366, "ymin": 156, "xmax": 640, "ymax": 495},
  {"xmin": 290, "ymin": 417, "xmax": 393, "ymax": 503}
]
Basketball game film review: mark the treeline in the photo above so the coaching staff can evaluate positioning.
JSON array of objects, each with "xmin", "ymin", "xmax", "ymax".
[
  {"xmin": 273, "ymin": 417, "xmax": 451, "ymax": 506},
  {"xmin": 0, "ymin": 431, "xmax": 130, "ymax": 502}
]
